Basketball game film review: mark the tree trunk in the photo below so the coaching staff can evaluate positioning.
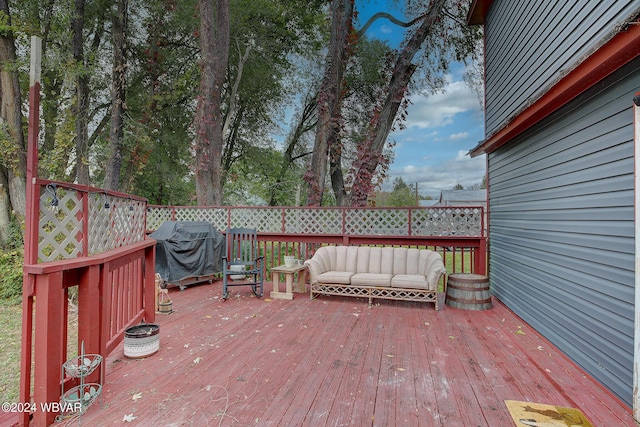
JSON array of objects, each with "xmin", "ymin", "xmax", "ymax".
[
  {"xmin": 72, "ymin": 0, "xmax": 90, "ymax": 185},
  {"xmin": 329, "ymin": 144, "xmax": 346, "ymax": 206},
  {"xmin": 349, "ymin": 0, "xmax": 447, "ymax": 206},
  {"xmin": 0, "ymin": 0, "xmax": 26, "ymax": 222},
  {"xmin": 269, "ymin": 93, "xmax": 317, "ymax": 206},
  {"xmin": 40, "ymin": 0, "xmax": 63, "ymax": 174},
  {"xmin": 194, "ymin": 0, "xmax": 229, "ymax": 206},
  {"xmin": 304, "ymin": 0, "xmax": 354, "ymax": 206},
  {"xmin": 0, "ymin": 166, "xmax": 11, "ymax": 245},
  {"xmin": 103, "ymin": 0, "xmax": 128, "ymax": 191}
]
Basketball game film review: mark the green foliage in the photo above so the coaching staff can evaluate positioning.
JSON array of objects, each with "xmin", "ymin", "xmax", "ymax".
[
  {"xmin": 224, "ymin": 145, "xmax": 305, "ymax": 206},
  {"xmin": 374, "ymin": 177, "xmax": 417, "ymax": 207},
  {"xmin": 0, "ymin": 248, "xmax": 23, "ymax": 303},
  {"xmin": 0, "ymin": 250, "xmax": 23, "ymax": 302},
  {"xmin": 4, "ymin": 0, "xmax": 480, "ymax": 211},
  {"xmin": 387, "ymin": 177, "xmax": 417, "ymax": 206}
]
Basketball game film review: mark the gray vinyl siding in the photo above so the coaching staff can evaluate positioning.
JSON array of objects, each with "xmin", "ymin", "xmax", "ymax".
[
  {"xmin": 487, "ymin": 58, "xmax": 638, "ymax": 405},
  {"xmin": 484, "ymin": 0, "xmax": 640, "ymax": 137}
]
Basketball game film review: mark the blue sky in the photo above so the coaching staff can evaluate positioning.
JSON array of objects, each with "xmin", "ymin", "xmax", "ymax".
[{"xmin": 358, "ymin": 0, "xmax": 486, "ymax": 199}]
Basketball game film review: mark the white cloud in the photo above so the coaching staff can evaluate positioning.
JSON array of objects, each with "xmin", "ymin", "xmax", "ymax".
[
  {"xmin": 449, "ymin": 132, "xmax": 468, "ymax": 141},
  {"xmin": 404, "ymin": 78, "xmax": 481, "ymax": 130},
  {"xmin": 385, "ymin": 151, "xmax": 486, "ymax": 198},
  {"xmin": 380, "ymin": 67, "xmax": 485, "ymax": 199}
]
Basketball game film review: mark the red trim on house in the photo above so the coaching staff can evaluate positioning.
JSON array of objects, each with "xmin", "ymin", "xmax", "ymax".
[{"xmin": 470, "ymin": 23, "xmax": 640, "ymax": 157}]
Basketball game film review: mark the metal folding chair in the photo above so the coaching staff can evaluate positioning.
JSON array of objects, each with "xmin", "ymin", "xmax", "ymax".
[{"xmin": 222, "ymin": 227, "xmax": 264, "ymax": 300}]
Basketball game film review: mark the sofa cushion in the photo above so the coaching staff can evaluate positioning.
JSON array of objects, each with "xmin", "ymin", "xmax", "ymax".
[
  {"xmin": 356, "ymin": 246, "xmax": 372, "ymax": 273},
  {"xmin": 391, "ymin": 274, "xmax": 431, "ymax": 290},
  {"xmin": 317, "ymin": 271, "xmax": 354, "ymax": 285},
  {"xmin": 351, "ymin": 273, "xmax": 393, "ymax": 287}
]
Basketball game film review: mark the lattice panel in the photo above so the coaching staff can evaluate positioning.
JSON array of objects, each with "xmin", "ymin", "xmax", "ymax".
[
  {"xmin": 174, "ymin": 208, "xmax": 227, "ymax": 230},
  {"xmin": 88, "ymin": 195, "xmax": 146, "ymax": 253},
  {"xmin": 147, "ymin": 207, "xmax": 173, "ymax": 230},
  {"xmin": 88, "ymin": 192, "xmax": 113, "ymax": 254},
  {"xmin": 145, "ymin": 206, "xmax": 483, "ymax": 237},
  {"xmin": 109, "ymin": 199, "xmax": 146, "ymax": 248},
  {"xmin": 38, "ymin": 187, "xmax": 83, "ymax": 262},
  {"xmin": 229, "ymin": 208, "xmax": 281, "ymax": 232},
  {"xmin": 411, "ymin": 207, "xmax": 483, "ymax": 237},
  {"xmin": 37, "ymin": 184, "xmax": 149, "ymax": 262},
  {"xmin": 344, "ymin": 209, "xmax": 409, "ymax": 235},
  {"xmin": 284, "ymin": 208, "xmax": 343, "ymax": 234}
]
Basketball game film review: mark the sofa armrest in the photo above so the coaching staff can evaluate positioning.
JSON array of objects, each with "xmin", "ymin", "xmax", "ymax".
[
  {"xmin": 428, "ymin": 266, "xmax": 447, "ymax": 293},
  {"xmin": 304, "ymin": 258, "xmax": 323, "ymax": 284}
]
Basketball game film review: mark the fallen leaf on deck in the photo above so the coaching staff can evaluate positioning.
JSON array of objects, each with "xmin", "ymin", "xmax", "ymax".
[
  {"xmin": 386, "ymin": 354, "xmax": 394, "ymax": 358},
  {"xmin": 123, "ymin": 414, "xmax": 137, "ymax": 422},
  {"xmin": 131, "ymin": 392, "xmax": 143, "ymax": 401},
  {"xmin": 397, "ymin": 368, "xmax": 405, "ymax": 371},
  {"xmin": 448, "ymin": 335, "xmax": 457, "ymax": 339},
  {"xmin": 193, "ymin": 357, "xmax": 202, "ymax": 364}
]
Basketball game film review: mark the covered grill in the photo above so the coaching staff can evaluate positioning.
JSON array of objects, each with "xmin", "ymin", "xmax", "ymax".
[{"xmin": 150, "ymin": 221, "xmax": 224, "ymax": 289}]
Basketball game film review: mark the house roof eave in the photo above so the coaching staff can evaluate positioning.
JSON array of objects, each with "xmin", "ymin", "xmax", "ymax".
[
  {"xmin": 469, "ymin": 21, "xmax": 640, "ymax": 158},
  {"xmin": 467, "ymin": 0, "xmax": 492, "ymax": 25}
]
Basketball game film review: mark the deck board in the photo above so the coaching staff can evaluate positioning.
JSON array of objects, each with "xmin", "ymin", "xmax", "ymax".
[{"xmin": 11, "ymin": 279, "xmax": 637, "ymax": 427}]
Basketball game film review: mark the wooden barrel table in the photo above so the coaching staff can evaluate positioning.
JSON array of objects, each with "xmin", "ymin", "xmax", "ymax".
[{"xmin": 446, "ymin": 273, "xmax": 492, "ymax": 310}]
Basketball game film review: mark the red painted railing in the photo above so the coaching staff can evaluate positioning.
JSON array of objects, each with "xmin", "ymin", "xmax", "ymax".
[
  {"xmin": 20, "ymin": 202, "xmax": 485, "ymax": 426},
  {"xmin": 19, "ymin": 177, "xmax": 155, "ymax": 427},
  {"xmin": 20, "ymin": 241, "xmax": 156, "ymax": 426},
  {"xmin": 253, "ymin": 234, "xmax": 486, "ymax": 277},
  {"xmin": 147, "ymin": 205, "xmax": 487, "ymax": 278}
]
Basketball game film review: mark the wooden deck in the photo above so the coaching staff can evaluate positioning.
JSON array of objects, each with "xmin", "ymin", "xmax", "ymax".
[{"xmin": 12, "ymin": 280, "xmax": 638, "ymax": 426}]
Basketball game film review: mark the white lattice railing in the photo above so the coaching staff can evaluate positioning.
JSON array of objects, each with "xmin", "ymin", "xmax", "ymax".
[
  {"xmin": 36, "ymin": 185, "xmax": 483, "ymax": 263},
  {"xmin": 147, "ymin": 205, "xmax": 484, "ymax": 237},
  {"xmin": 37, "ymin": 181, "xmax": 147, "ymax": 263}
]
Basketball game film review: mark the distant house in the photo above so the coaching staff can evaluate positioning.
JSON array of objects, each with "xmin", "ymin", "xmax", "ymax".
[
  {"xmin": 467, "ymin": 0, "xmax": 640, "ymax": 415},
  {"xmin": 418, "ymin": 199, "xmax": 439, "ymax": 207},
  {"xmin": 437, "ymin": 190, "xmax": 486, "ymax": 207}
]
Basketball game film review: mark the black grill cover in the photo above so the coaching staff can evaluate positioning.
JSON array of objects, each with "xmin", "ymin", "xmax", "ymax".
[{"xmin": 150, "ymin": 221, "xmax": 224, "ymax": 283}]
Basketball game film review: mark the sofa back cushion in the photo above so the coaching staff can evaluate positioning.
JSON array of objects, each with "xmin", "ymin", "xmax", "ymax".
[
  {"xmin": 312, "ymin": 245, "xmax": 335, "ymax": 273},
  {"xmin": 312, "ymin": 245, "xmax": 442, "ymax": 276},
  {"xmin": 354, "ymin": 247, "xmax": 395, "ymax": 274},
  {"xmin": 355, "ymin": 246, "xmax": 371, "ymax": 273}
]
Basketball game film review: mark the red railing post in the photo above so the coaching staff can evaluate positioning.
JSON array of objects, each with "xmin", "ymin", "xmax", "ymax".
[
  {"xmin": 476, "ymin": 238, "xmax": 488, "ymax": 276},
  {"xmin": 18, "ymin": 281, "xmax": 34, "ymax": 427},
  {"xmin": 144, "ymin": 245, "xmax": 156, "ymax": 323},
  {"xmin": 32, "ymin": 271, "xmax": 65, "ymax": 426},
  {"xmin": 78, "ymin": 265, "xmax": 102, "ymax": 380},
  {"xmin": 20, "ymin": 36, "xmax": 42, "ymax": 427}
]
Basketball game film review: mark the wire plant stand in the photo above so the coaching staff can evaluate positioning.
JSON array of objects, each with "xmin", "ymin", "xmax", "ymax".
[{"xmin": 57, "ymin": 342, "xmax": 104, "ymax": 424}]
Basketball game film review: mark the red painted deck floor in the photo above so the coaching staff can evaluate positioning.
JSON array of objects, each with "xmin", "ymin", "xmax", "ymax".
[{"xmin": 15, "ymin": 280, "xmax": 640, "ymax": 426}]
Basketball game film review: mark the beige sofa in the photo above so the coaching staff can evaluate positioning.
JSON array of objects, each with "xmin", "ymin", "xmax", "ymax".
[{"xmin": 304, "ymin": 246, "xmax": 448, "ymax": 310}]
